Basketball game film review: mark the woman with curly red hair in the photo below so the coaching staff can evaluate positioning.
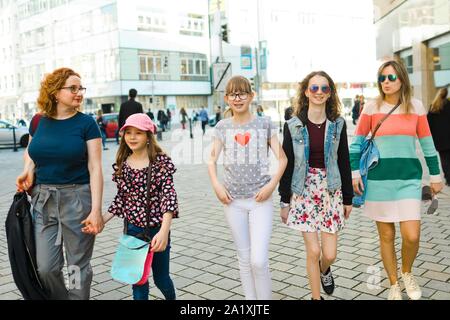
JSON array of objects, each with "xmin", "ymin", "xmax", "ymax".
[{"xmin": 16, "ymin": 67, "xmax": 104, "ymax": 299}]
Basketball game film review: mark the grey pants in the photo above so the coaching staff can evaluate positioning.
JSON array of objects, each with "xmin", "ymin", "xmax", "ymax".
[{"xmin": 31, "ymin": 184, "xmax": 95, "ymax": 300}]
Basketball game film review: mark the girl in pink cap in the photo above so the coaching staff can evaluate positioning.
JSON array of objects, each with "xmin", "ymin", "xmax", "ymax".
[{"xmin": 100, "ymin": 113, "xmax": 179, "ymax": 300}]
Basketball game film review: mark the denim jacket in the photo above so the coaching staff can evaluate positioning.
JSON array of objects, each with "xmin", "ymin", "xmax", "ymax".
[{"xmin": 287, "ymin": 116, "xmax": 345, "ymax": 196}]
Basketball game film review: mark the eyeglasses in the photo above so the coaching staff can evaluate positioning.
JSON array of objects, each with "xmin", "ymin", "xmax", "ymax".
[
  {"xmin": 378, "ymin": 74, "xmax": 398, "ymax": 83},
  {"xmin": 309, "ymin": 85, "xmax": 331, "ymax": 94},
  {"xmin": 227, "ymin": 92, "xmax": 248, "ymax": 101},
  {"xmin": 61, "ymin": 86, "xmax": 87, "ymax": 94}
]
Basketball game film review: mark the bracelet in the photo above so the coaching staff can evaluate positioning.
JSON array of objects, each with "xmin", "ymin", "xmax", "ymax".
[{"xmin": 280, "ymin": 202, "xmax": 290, "ymax": 208}]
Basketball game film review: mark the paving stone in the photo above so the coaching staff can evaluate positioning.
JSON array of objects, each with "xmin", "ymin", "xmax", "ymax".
[
  {"xmin": 1, "ymin": 130, "xmax": 449, "ymax": 301},
  {"xmin": 201, "ymin": 287, "xmax": 234, "ymax": 300}
]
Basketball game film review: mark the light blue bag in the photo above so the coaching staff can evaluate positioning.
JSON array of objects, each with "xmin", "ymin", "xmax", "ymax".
[
  {"xmin": 352, "ymin": 138, "xmax": 380, "ymax": 207},
  {"xmin": 111, "ymin": 234, "xmax": 150, "ymax": 284},
  {"xmin": 352, "ymin": 102, "xmax": 400, "ymax": 207}
]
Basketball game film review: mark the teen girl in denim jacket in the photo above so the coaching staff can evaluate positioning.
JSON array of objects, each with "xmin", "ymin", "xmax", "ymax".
[{"xmin": 278, "ymin": 71, "xmax": 353, "ymax": 300}]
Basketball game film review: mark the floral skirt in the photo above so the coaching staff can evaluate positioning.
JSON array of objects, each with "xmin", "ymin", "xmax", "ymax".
[{"xmin": 287, "ymin": 167, "xmax": 344, "ymax": 233}]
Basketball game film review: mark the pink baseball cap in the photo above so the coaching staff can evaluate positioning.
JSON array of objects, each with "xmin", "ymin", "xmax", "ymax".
[{"xmin": 120, "ymin": 113, "xmax": 157, "ymax": 134}]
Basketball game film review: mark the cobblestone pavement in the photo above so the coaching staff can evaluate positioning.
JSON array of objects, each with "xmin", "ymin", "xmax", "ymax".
[{"xmin": 0, "ymin": 120, "xmax": 449, "ymax": 300}]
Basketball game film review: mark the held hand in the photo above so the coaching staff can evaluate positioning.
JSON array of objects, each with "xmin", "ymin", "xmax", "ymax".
[
  {"xmin": 344, "ymin": 205, "xmax": 353, "ymax": 219},
  {"xmin": 431, "ymin": 182, "xmax": 443, "ymax": 195},
  {"xmin": 352, "ymin": 177, "xmax": 364, "ymax": 196},
  {"xmin": 254, "ymin": 183, "xmax": 275, "ymax": 202},
  {"xmin": 16, "ymin": 169, "xmax": 34, "ymax": 192},
  {"xmin": 213, "ymin": 183, "xmax": 233, "ymax": 205},
  {"xmin": 280, "ymin": 207, "xmax": 289, "ymax": 224},
  {"xmin": 151, "ymin": 230, "xmax": 169, "ymax": 252},
  {"xmin": 81, "ymin": 211, "xmax": 105, "ymax": 235}
]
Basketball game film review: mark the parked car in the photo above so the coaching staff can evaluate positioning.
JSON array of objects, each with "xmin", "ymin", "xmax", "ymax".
[
  {"xmin": 0, "ymin": 120, "xmax": 30, "ymax": 147},
  {"xmin": 102, "ymin": 113, "xmax": 119, "ymax": 139}
]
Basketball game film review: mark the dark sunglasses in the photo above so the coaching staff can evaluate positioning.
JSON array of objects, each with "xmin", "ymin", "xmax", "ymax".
[
  {"xmin": 309, "ymin": 85, "xmax": 331, "ymax": 94},
  {"xmin": 378, "ymin": 74, "xmax": 398, "ymax": 83}
]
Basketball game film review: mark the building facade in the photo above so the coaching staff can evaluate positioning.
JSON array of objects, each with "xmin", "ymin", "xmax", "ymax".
[
  {"xmin": 373, "ymin": 0, "xmax": 450, "ymax": 107},
  {"xmin": 210, "ymin": 0, "xmax": 378, "ymax": 118},
  {"xmin": 0, "ymin": 0, "xmax": 211, "ymax": 122}
]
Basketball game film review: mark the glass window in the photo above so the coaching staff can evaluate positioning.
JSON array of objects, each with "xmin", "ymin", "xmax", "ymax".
[
  {"xmin": 148, "ymin": 57, "xmax": 154, "ymax": 73},
  {"xmin": 188, "ymin": 60, "xmax": 193, "ymax": 74},
  {"xmin": 181, "ymin": 59, "xmax": 187, "ymax": 75},
  {"xmin": 140, "ymin": 56, "xmax": 146, "ymax": 73},
  {"xmin": 201, "ymin": 60, "xmax": 207, "ymax": 75},
  {"xmin": 155, "ymin": 57, "xmax": 162, "ymax": 74},
  {"xmin": 195, "ymin": 60, "xmax": 201, "ymax": 74}
]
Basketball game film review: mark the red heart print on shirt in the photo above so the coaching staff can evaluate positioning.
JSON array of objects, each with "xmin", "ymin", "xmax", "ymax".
[{"xmin": 234, "ymin": 132, "xmax": 251, "ymax": 146}]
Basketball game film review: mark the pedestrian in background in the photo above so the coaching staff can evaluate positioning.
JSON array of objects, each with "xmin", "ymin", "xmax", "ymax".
[
  {"xmin": 351, "ymin": 94, "xmax": 360, "ymax": 125},
  {"xmin": 96, "ymin": 109, "xmax": 109, "ymax": 151},
  {"xmin": 208, "ymin": 75, "xmax": 287, "ymax": 300},
  {"xmin": 100, "ymin": 113, "xmax": 179, "ymax": 300},
  {"xmin": 279, "ymin": 71, "xmax": 353, "ymax": 300},
  {"xmin": 180, "ymin": 107, "xmax": 188, "ymax": 130},
  {"xmin": 215, "ymin": 106, "xmax": 222, "ymax": 124},
  {"xmin": 118, "ymin": 88, "xmax": 143, "ymax": 131},
  {"xmin": 427, "ymin": 87, "xmax": 450, "ymax": 186},
  {"xmin": 146, "ymin": 108, "xmax": 155, "ymax": 121},
  {"xmin": 256, "ymin": 105, "xmax": 264, "ymax": 117},
  {"xmin": 16, "ymin": 67, "xmax": 104, "ymax": 299},
  {"xmin": 191, "ymin": 109, "xmax": 198, "ymax": 126},
  {"xmin": 166, "ymin": 108, "xmax": 172, "ymax": 130},
  {"xmin": 359, "ymin": 95, "xmax": 365, "ymax": 115},
  {"xmin": 349, "ymin": 60, "xmax": 443, "ymax": 300},
  {"xmin": 199, "ymin": 106, "xmax": 209, "ymax": 135}
]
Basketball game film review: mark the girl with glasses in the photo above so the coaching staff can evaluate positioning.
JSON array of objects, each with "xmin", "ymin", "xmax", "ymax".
[
  {"xmin": 208, "ymin": 75, "xmax": 287, "ymax": 299},
  {"xmin": 349, "ymin": 60, "xmax": 443, "ymax": 300},
  {"xmin": 278, "ymin": 71, "xmax": 353, "ymax": 300}
]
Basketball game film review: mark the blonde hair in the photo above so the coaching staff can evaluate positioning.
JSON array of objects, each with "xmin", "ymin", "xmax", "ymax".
[
  {"xmin": 37, "ymin": 68, "xmax": 81, "ymax": 118},
  {"xmin": 376, "ymin": 60, "xmax": 413, "ymax": 113},
  {"xmin": 225, "ymin": 75, "xmax": 252, "ymax": 95},
  {"xmin": 114, "ymin": 130, "xmax": 164, "ymax": 177},
  {"xmin": 429, "ymin": 88, "xmax": 448, "ymax": 113}
]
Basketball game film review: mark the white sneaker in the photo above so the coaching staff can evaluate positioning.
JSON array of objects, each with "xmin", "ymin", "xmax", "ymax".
[
  {"xmin": 402, "ymin": 272, "xmax": 422, "ymax": 300},
  {"xmin": 388, "ymin": 282, "xmax": 403, "ymax": 300}
]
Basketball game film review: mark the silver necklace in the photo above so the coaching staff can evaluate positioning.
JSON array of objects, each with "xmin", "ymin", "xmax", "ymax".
[{"xmin": 310, "ymin": 119, "xmax": 326, "ymax": 129}]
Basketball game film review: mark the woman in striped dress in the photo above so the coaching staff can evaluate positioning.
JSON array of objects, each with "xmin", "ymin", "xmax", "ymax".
[{"xmin": 349, "ymin": 60, "xmax": 443, "ymax": 300}]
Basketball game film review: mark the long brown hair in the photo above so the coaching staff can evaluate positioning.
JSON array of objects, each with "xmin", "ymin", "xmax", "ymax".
[
  {"xmin": 429, "ymin": 87, "xmax": 448, "ymax": 113},
  {"xmin": 376, "ymin": 60, "xmax": 413, "ymax": 113},
  {"xmin": 37, "ymin": 68, "xmax": 81, "ymax": 117},
  {"xmin": 114, "ymin": 130, "xmax": 164, "ymax": 176},
  {"xmin": 294, "ymin": 71, "xmax": 341, "ymax": 123}
]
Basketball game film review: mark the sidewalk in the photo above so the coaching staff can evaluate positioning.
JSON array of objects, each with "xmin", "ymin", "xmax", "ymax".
[{"xmin": 0, "ymin": 121, "xmax": 449, "ymax": 300}]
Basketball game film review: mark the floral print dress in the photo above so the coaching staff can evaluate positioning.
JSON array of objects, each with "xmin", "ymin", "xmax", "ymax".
[{"xmin": 287, "ymin": 167, "xmax": 344, "ymax": 233}]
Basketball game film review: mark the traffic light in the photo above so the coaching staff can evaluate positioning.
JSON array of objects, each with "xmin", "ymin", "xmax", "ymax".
[
  {"xmin": 249, "ymin": 77, "xmax": 255, "ymax": 91},
  {"xmin": 221, "ymin": 24, "xmax": 229, "ymax": 43}
]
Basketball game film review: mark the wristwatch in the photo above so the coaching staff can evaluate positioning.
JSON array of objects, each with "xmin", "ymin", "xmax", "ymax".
[{"xmin": 280, "ymin": 202, "xmax": 290, "ymax": 208}]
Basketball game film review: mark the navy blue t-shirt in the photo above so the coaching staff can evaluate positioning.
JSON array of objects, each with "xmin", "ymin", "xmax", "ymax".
[{"xmin": 28, "ymin": 112, "xmax": 101, "ymax": 185}]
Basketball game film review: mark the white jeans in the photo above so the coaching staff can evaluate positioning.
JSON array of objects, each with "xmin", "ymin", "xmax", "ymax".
[{"xmin": 224, "ymin": 197, "xmax": 273, "ymax": 300}]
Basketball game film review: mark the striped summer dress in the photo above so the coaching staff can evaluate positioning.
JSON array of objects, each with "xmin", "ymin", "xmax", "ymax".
[{"xmin": 349, "ymin": 98, "xmax": 441, "ymax": 222}]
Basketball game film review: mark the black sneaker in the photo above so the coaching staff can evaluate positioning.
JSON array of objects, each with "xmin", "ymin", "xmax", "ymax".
[
  {"xmin": 320, "ymin": 264, "xmax": 335, "ymax": 295},
  {"xmin": 311, "ymin": 296, "xmax": 324, "ymax": 300}
]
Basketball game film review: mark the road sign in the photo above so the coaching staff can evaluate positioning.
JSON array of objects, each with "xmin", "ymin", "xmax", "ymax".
[{"xmin": 212, "ymin": 62, "xmax": 232, "ymax": 91}]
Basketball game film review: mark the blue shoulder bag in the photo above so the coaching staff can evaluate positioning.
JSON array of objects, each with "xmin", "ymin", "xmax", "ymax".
[
  {"xmin": 353, "ymin": 102, "xmax": 400, "ymax": 207},
  {"xmin": 111, "ymin": 165, "xmax": 154, "ymax": 285}
]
